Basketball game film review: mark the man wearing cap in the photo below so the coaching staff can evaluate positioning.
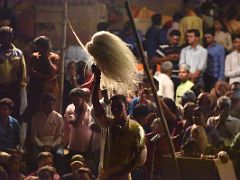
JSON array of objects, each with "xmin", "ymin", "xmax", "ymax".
[
  {"xmin": 0, "ymin": 26, "xmax": 27, "ymax": 119},
  {"xmin": 92, "ymin": 65, "xmax": 147, "ymax": 180},
  {"xmin": 203, "ymin": 29, "xmax": 225, "ymax": 92},
  {"xmin": 175, "ymin": 64, "xmax": 194, "ymax": 105}
]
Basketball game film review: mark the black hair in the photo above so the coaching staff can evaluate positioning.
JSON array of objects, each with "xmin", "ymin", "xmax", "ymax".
[
  {"xmin": 69, "ymin": 88, "xmax": 87, "ymax": 98},
  {"xmin": 110, "ymin": 94, "xmax": 128, "ymax": 107},
  {"xmin": 132, "ymin": 104, "xmax": 149, "ymax": 119},
  {"xmin": 41, "ymin": 93, "xmax": 56, "ymax": 104},
  {"xmin": 232, "ymin": 34, "xmax": 240, "ymax": 42},
  {"xmin": 169, "ymin": 29, "xmax": 181, "ymax": 37},
  {"xmin": 187, "ymin": 29, "xmax": 200, "ymax": 37},
  {"xmin": 151, "ymin": 13, "xmax": 162, "ymax": 26},
  {"xmin": 0, "ymin": 98, "xmax": 14, "ymax": 110},
  {"xmin": 204, "ymin": 28, "xmax": 215, "ymax": 36},
  {"xmin": 173, "ymin": 12, "xmax": 183, "ymax": 22},
  {"xmin": 97, "ymin": 22, "xmax": 109, "ymax": 31},
  {"xmin": 33, "ymin": 36, "xmax": 51, "ymax": 49},
  {"xmin": 163, "ymin": 97, "xmax": 177, "ymax": 114},
  {"xmin": 0, "ymin": 26, "xmax": 13, "ymax": 39}
]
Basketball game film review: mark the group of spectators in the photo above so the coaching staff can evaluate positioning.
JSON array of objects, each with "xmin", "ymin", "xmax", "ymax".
[{"xmin": 0, "ymin": 0, "xmax": 240, "ymax": 180}]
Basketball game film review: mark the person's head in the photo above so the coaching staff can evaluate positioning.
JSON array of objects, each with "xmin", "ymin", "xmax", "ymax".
[
  {"xmin": 179, "ymin": 64, "xmax": 190, "ymax": 82},
  {"xmin": 163, "ymin": 97, "xmax": 177, "ymax": 114},
  {"xmin": 196, "ymin": 92, "xmax": 212, "ymax": 109},
  {"xmin": 132, "ymin": 104, "xmax": 149, "ymax": 126},
  {"xmin": 193, "ymin": 107, "xmax": 206, "ymax": 127},
  {"xmin": 69, "ymin": 88, "xmax": 86, "ymax": 108},
  {"xmin": 70, "ymin": 154, "xmax": 86, "ymax": 172},
  {"xmin": 214, "ymin": 81, "xmax": 229, "ymax": 97},
  {"xmin": 37, "ymin": 152, "xmax": 53, "ymax": 169},
  {"xmin": 40, "ymin": 94, "xmax": 56, "ymax": 115},
  {"xmin": 74, "ymin": 167, "xmax": 94, "ymax": 180},
  {"xmin": 213, "ymin": 18, "xmax": 227, "ymax": 32},
  {"xmin": 230, "ymin": 82, "xmax": 240, "ymax": 91},
  {"xmin": 37, "ymin": 166, "xmax": 55, "ymax": 180},
  {"xmin": 8, "ymin": 154, "xmax": 23, "ymax": 172},
  {"xmin": 0, "ymin": 98, "xmax": 14, "ymax": 120},
  {"xmin": 110, "ymin": 94, "xmax": 128, "ymax": 119},
  {"xmin": 97, "ymin": 22, "xmax": 109, "ymax": 31},
  {"xmin": 33, "ymin": 36, "xmax": 51, "ymax": 54},
  {"xmin": 181, "ymin": 90, "xmax": 196, "ymax": 106},
  {"xmin": 217, "ymin": 96, "xmax": 231, "ymax": 116},
  {"xmin": 230, "ymin": 89, "xmax": 240, "ymax": 112},
  {"xmin": 151, "ymin": 118, "xmax": 164, "ymax": 134},
  {"xmin": 204, "ymin": 29, "xmax": 215, "ymax": 46},
  {"xmin": 81, "ymin": 88, "xmax": 91, "ymax": 104},
  {"xmin": 0, "ymin": 26, "xmax": 13, "ymax": 46},
  {"xmin": 169, "ymin": 29, "xmax": 181, "ymax": 46},
  {"xmin": 183, "ymin": 102, "xmax": 197, "ymax": 125},
  {"xmin": 173, "ymin": 12, "xmax": 183, "ymax": 23},
  {"xmin": 181, "ymin": 139, "xmax": 201, "ymax": 157},
  {"xmin": 186, "ymin": 29, "xmax": 200, "ymax": 45},
  {"xmin": 232, "ymin": 34, "xmax": 240, "ymax": 51},
  {"xmin": 160, "ymin": 61, "xmax": 173, "ymax": 76},
  {"xmin": 151, "ymin": 13, "xmax": 162, "ymax": 26}
]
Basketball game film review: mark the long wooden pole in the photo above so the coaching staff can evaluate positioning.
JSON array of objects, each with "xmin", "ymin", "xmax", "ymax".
[
  {"xmin": 124, "ymin": 1, "xmax": 181, "ymax": 179},
  {"xmin": 59, "ymin": 0, "xmax": 67, "ymax": 113}
]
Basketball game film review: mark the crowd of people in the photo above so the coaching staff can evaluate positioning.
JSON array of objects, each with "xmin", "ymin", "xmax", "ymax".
[{"xmin": 0, "ymin": 1, "xmax": 240, "ymax": 180}]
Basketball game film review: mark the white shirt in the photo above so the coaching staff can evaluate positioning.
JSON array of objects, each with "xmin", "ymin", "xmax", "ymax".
[
  {"xmin": 225, "ymin": 50, "xmax": 240, "ymax": 84},
  {"xmin": 154, "ymin": 72, "xmax": 174, "ymax": 100},
  {"xmin": 179, "ymin": 45, "xmax": 208, "ymax": 73}
]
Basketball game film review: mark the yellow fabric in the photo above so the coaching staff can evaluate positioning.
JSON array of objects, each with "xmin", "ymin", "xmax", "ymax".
[
  {"xmin": 179, "ymin": 16, "xmax": 203, "ymax": 44},
  {"xmin": 98, "ymin": 116, "xmax": 145, "ymax": 178},
  {"xmin": 0, "ymin": 44, "xmax": 27, "ymax": 87},
  {"xmin": 175, "ymin": 80, "xmax": 194, "ymax": 104}
]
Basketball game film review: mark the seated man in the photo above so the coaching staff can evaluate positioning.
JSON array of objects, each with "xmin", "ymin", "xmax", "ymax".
[
  {"xmin": 31, "ymin": 94, "xmax": 64, "ymax": 174},
  {"xmin": 0, "ymin": 98, "xmax": 20, "ymax": 152},
  {"xmin": 31, "ymin": 94, "xmax": 63, "ymax": 154}
]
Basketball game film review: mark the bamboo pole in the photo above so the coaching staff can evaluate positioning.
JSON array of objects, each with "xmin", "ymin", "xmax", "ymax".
[
  {"xmin": 59, "ymin": 0, "xmax": 67, "ymax": 113},
  {"xmin": 124, "ymin": 1, "xmax": 181, "ymax": 179}
]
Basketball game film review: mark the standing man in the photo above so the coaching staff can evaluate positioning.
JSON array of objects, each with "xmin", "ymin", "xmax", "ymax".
[
  {"xmin": 145, "ymin": 13, "xmax": 164, "ymax": 70},
  {"xmin": 152, "ymin": 29, "xmax": 182, "ymax": 90},
  {"xmin": 0, "ymin": 26, "xmax": 27, "ymax": 119},
  {"xmin": 203, "ymin": 29, "xmax": 225, "ymax": 92},
  {"xmin": 179, "ymin": 29, "xmax": 208, "ymax": 88},
  {"xmin": 225, "ymin": 34, "xmax": 240, "ymax": 85},
  {"xmin": 91, "ymin": 65, "xmax": 147, "ymax": 180},
  {"xmin": 154, "ymin": 61, "xmax": 174, "ymax": 100}
]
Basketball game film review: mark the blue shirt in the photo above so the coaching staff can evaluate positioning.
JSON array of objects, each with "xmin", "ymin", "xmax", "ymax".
[
  {"xmin": 0, "ymin": 116, "xmax": 20, "ymax": 151},
  {"xmin": 206, "ymin": 43, "xmax": 225, "ymax": 80}
]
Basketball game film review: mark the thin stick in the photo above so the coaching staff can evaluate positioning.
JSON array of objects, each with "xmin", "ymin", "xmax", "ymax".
[
  {"xmin": 125, "ymin": 1, "xmax": 181, "ymax": 179},
  {"xmin": 59, "ymin": 0, "xmax": 67, "ymax": 113}
]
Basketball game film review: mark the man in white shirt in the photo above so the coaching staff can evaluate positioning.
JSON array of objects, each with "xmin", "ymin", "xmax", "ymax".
[
  {"xmin": 154, "ymin": 61, "xmax": 174, "ymax": 100},
  {"xmin": 179, "ymin": 29, "xmax": 208, "ymax": 87},
  {"xmin": 225, "ymin": 34, "xmax": 240, "ymax": 85}
]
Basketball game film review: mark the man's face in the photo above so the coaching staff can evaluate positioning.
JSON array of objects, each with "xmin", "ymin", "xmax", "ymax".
[
  {"xmin": 179, "ymin": 67, "xmax": 189, "ymax": 81},
  {"xmin": 0, "ymin": 33, "xmax": 11, "ymax": 46},
  {"xmin": 0, "ymin": 105, "xmax": 10, "ymax": 119},
  {"xmin": 187, "ymin": 33, "xmax": 198, "ymax": 45},
  {"xmin": 71, "ymin": 95, "xmax": 84, "ymax": 108},
  {"xmin": 42, "ymin": 100, "xmax": 55, "ymax": 114},
  {"xmin": 204, "ymin": 34, "xmax": 214, "ymax": 45},
  {"xmin": 233, "ymin": 38, "xmax": 240, "ymax": 51},
  {"xmin": 39, "ymin": 157, "xmax": 53, "ymax": 168},
  {"xmin": 169, "ymin": 35, "xmax": 180, "ymax": 46},
  {"xmin": 110, "ymin": 99, "xmax": 126, "ymax": 118}
]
